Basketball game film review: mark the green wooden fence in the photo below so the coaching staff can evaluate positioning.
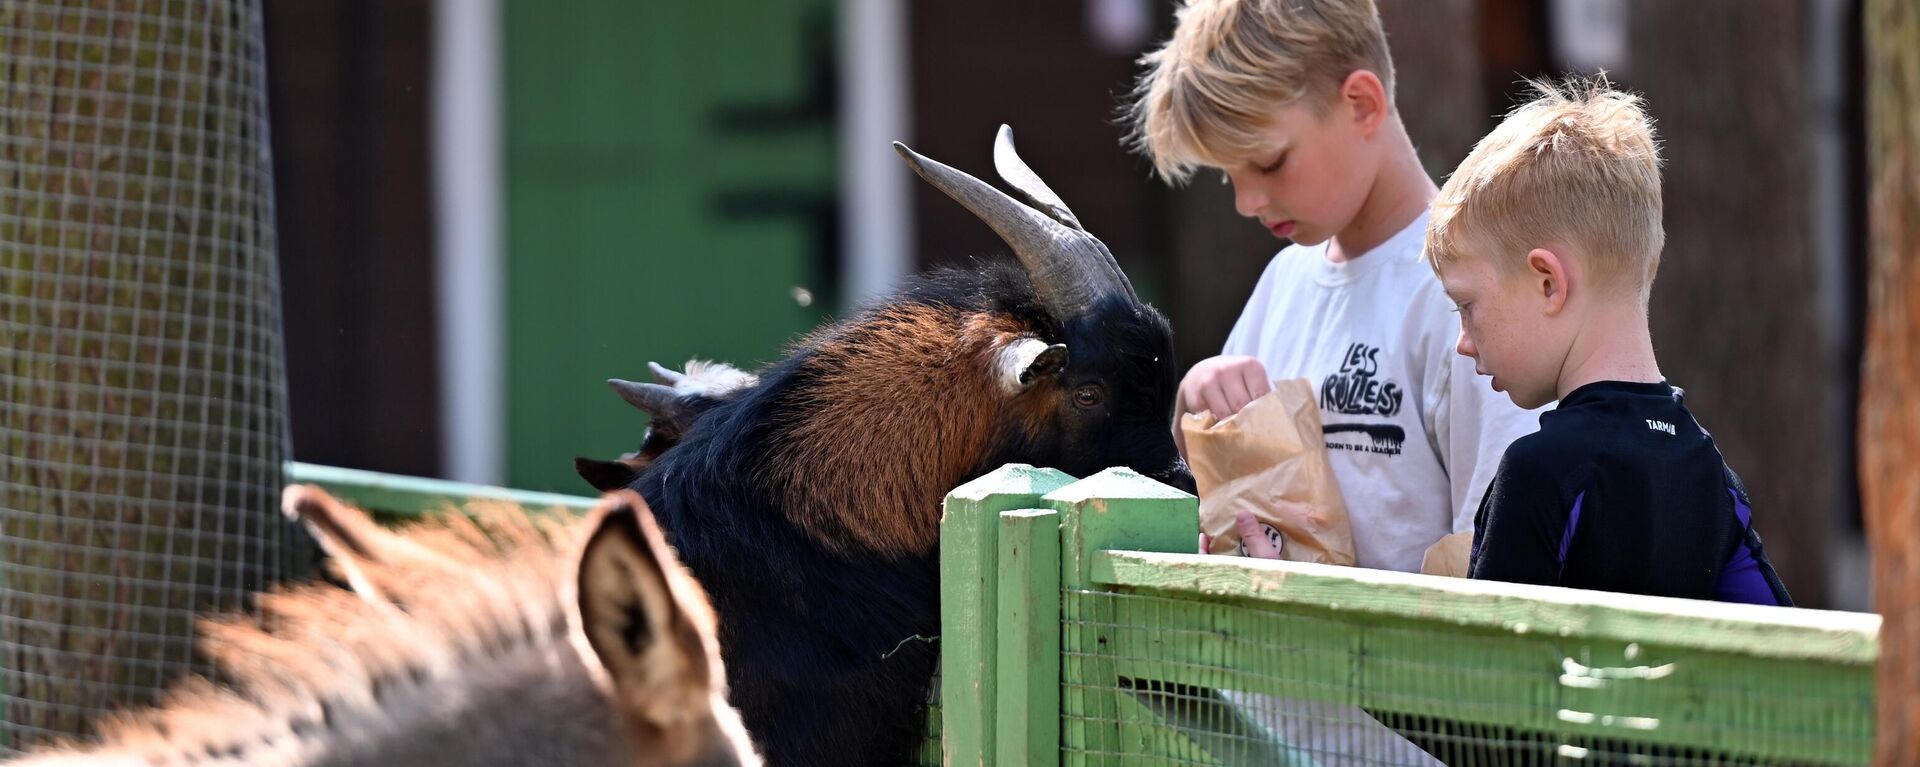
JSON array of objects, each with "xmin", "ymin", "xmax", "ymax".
[
  {"xmin": 940, "ymin": 464, "xmax": 1879, "ymax": 766},
  {"xmin": 288, "ymin": 460, "xmax": 1878, "ymax": 765}
]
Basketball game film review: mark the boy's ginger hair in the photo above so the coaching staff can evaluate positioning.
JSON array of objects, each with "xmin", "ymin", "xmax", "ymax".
[
  {"xmin": 1426, "ymin": 77, "xmax": 1666, "ymax": 299},
  {"xmin": 1126, "ymin": 0, "xmax": 1395, "ymax": 183}
]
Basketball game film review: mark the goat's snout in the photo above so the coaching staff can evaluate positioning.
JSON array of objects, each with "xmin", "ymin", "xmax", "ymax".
[{"xmin": 1149, "ymin": 459, "xmax": 1197, "ymax": 496}]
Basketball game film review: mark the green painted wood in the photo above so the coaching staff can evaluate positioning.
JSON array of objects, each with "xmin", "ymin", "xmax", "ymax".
[
  {"xmin": 1048, "ymin": 468, "xmax": 1199, "ymax": 590},
  {"xmin": 285, "ymin": 461, "xmax": 597, "ymax": 518},
  {"xmin": 503, "ymin": 0, "xmax": 837, "ymax": 494},
  {"xmin": 1090, "ymin": 550, "xmax": 1880, "ymax": 665},
  {"xmin": 995, "ymin": 509, "xmax": 1062, "ymax": 766},
  {"xmin": 1091, "ymin": 605, "xmax": 1869, "ymax": 764},
  {"xmin": 941, "ymin": 464, "xmax": 1075, "ymax": 767},
  {"xmin": 1049, "ymin": 468, "xmax": 1199, "ymax": 765},
  {"xmin": 1078, "ymin": 561, "xmax": 1872, "ymax": 764}
]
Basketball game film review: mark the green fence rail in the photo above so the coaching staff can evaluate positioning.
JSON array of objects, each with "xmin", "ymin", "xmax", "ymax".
[
  {"xmin": 285, "ymin": 461, "xmax": 1878, "ymax": 765},
  {"xmin": 940, "ymin": 464, "xmax": 1880, "ymax": 766},
  {"xmin": 285, "ymin": 461, "xmax": 598, "ymax": 518}
]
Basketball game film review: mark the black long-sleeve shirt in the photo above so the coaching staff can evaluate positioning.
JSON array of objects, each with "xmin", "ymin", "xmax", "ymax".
[{"xmin": 1468, "ymin": 380, "xmax": 1791, "ymax": 606}]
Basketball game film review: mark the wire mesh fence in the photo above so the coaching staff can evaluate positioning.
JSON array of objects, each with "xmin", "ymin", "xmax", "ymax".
[
  {"xmin": 0, "ymin": 0, "xmax": 306, "ymax": 752},
  {"xmin": 1061, "ymin": 588, "xmax": 1873, "ymax": 766}
]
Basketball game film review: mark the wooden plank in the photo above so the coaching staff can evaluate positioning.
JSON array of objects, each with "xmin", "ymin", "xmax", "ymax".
[
  {"xmin": 940, "ymin": 464, "xmax": 1075, "ymax": 767},
  {"xmin": 285, "ymin": 461, "xmax": 597, "ymax": 517},
  {"xmin": 996, "ymin": 509, "xmax": 1061, "ymax": 766},
  {"xmin": 1050, "ymin": 469, "xmax": 1199, "ymax": 763},
  {"xmin": 1863, "ymin": 0, "xmax": 1920, "ymax": 761},
  {"xmin": 1091, "ymin": 551, "xmax": 1879, "ymax": 665},
  {"xmin": 1049, "ymin": 468, "xmax": 1199, "ymax": 590}
]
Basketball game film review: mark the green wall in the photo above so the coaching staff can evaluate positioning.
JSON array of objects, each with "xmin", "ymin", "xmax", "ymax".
[{"xmin": 504, "ymin": 1, "xmax": 837, "ymax": 492}]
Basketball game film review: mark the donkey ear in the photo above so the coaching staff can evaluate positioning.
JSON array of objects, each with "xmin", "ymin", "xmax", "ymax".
[
  {"xmin": 282, "ymin": 484, "xmax": 461, "ymax": 604},
  {"xmin": 576, "ymin": 490, "xmax": 720, "ymax": 723},
  {"xmin": 282, "ymin": 484, "xmax": 395, "ymax": 601},
  {"xmin": 283, "ymin": 484, "xmax": 380, "ymax": 559}
]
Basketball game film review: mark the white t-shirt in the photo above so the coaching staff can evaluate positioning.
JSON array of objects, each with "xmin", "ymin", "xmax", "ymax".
[{"xmin": 1222, "ymin": 210, "xmax": 1542, "ymax": 573}]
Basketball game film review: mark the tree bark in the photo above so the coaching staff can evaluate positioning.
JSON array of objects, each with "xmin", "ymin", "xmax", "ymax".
[{"xmin": 1862, "ymin": 0, "xmax": 1920, "ymax": 762}]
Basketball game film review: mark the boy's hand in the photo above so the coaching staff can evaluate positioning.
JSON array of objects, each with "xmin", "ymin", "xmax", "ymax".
[
  {"xmin": 1196, "ymin": 513, "xmax": 1283, "ymax": 559},
  {"xmin": 1234, "ymin": 512, "xmax": 1282, "ymax": 559},
  {"xmin": 1174, "ymin": 355, "xmax": 1272, "ymax": 455}
]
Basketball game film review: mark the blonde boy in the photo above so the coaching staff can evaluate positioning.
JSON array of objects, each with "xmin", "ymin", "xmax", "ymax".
[
  {"xmin": 1128, "ymin": 0, "xmax": 1538, "ymax": 573},
  {"xmin": 1426, "ymin": 79, "xmax": 1790, "ymax": 604}
]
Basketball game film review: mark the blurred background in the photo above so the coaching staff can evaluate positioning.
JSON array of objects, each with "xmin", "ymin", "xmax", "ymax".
[{"xmin": 260, "ymin": 0, "xmax": 1867, "ymax": 609}]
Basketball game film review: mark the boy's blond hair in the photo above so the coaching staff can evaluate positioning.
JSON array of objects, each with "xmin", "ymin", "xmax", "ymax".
[
  {"xmin": 1426, "ymin": 78, "xmax": 1665, "ymax": 298},
  {"xmin": 1126, "ymin": 0, "xmax": 1395, "ymax": 183}
]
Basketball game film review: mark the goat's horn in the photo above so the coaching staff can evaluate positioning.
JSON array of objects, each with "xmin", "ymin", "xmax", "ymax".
[
  {"xmin": 647, "ymin": 361, "xmax": 686, "ymax": 387},
  {"xmin": 992, "ymin": 125, "xmax": 1137, "ymax": 304},
  {"xmin": 894, "ymin": 139, "xmax": 1124, "ymax": 319},
  {"xmin": 607, "ymin": 379, "xmax": 680, "ymax": 417}
]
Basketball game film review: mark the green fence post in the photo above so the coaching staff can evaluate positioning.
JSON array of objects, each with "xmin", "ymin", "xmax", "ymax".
[
  {"xmin": 941, "ymin": 464, "xmax": 1076, "ymax": 766},
  {"xmin": 997, "ymin": 509, "xmax": 1062, "ymax": 766},
  {"xmin": 1050, "ymin": 468, "xmax": 1198, "ymax": 765}
]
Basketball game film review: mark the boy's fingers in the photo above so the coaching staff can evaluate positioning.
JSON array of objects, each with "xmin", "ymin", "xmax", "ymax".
[
  {"xmin": 1198, "ymin": 533, "xmax": 1211, "ymax": 554},
  {"xmin": 1220, "ymin": 374, "xmax": 1254, "ymax": 416},
  {"xmin": 1235, "ymin": 512, "xmax": 1281, "ymax": 559},
  {"xmin": 1199, "ymin": 386, "xmax": 1234, "ymax": 425},
  {"xmin": 1239, "ymin": 367, "xmax": 1273, "ymax": 402}
]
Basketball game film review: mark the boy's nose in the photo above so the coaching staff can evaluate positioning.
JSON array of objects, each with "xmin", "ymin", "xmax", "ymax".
[
  {"xmin": 1455, "ymin": 328, "xmax": 1476, "ymax": 359},
  {"xmin": 1231, "ymin": 181, "xmax": 1266, "ymax": 219}
]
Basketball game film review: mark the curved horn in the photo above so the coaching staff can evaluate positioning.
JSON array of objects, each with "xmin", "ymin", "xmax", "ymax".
[
  {"xmin": 992, "ymin": 125, "xmax": 1084, "ymax": 231},
  {"xmin": 894, "ymin": 139, "xmax": 1125, "ymax": 319},
  {"xmin": 993, "ymin": 125, "xmax": 1137, "ymax": 304},
  {"xmin": 647, "ymin": 361, "xmax": 686, "ymax": 386},
  {"xmin": 607, "ymin": 378, "xmax": 681, "ymax": 418}
]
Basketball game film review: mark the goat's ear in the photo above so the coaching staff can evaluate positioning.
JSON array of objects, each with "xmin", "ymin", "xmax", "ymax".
[
  {"xmin": 574, "ymin": 456, "xmax": 643, "ymax": 493},
  {"xmin": 996, "ymin": 338, "xmax": 1069, "ymax": 394},
  {"xmin": 576, "ymin": 490, "xmax": 718, "ymax": 724}
]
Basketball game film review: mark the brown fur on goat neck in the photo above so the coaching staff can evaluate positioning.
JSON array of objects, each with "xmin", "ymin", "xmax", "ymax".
[{"xmin": 766, "ymin": 304, "xmax": 1053, "ymax": 556}]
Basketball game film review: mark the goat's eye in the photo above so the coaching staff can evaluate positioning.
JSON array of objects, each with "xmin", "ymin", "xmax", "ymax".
[{"xmin": 1072, "ymin": 384, "xmax": 1104, "ymax": 409}]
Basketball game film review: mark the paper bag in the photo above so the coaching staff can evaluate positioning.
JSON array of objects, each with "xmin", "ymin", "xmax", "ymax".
[
  {"xmin": 1181, "ymin": 379, "xmax": 1355, "ymax": 566},
  {"xmin": 1420, "ymin": 531, "xmax": 1473, "ymax": 577}
]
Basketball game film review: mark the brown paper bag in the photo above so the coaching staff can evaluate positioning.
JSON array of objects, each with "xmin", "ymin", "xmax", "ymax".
[
  {"xmin": 1181, "ymin": 379, "xmax": 1355, "ymax": 566},
  {"xmin": 1420, "ymin": 531, "xmax": 1473, "ymax": 577}
]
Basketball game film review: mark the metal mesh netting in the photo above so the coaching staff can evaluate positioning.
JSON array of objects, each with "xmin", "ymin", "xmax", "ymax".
[
  {"xmin": 0, "ymin": 0, "xmax": 304, "ymax": 751},
  {"xmin": 1060, "ymin": 590, "xmax": 1873, "ymax": 766}
]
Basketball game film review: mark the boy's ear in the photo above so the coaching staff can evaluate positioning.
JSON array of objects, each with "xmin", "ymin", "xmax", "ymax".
[
  {"xmin": 1339, "ymin": 70, "xmax": 1389, "ymax": 135},
  {"xmin": 1526, "ymin": 248, "xmax": 1570, "ymax": 315}
]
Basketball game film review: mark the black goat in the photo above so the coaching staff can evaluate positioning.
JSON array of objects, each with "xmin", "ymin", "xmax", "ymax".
[{"xmin": 596, "ymin": 127, "xmax": 1192, "ymax": 765}]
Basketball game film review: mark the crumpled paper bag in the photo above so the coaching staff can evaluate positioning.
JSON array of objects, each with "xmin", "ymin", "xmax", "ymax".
[{"xmin": 1181, "ymin": 379, "xmax": 1355, "ymax": 566}]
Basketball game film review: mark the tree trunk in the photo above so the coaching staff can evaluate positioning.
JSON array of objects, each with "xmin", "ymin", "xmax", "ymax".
[
  {"xmin": 0, "ymin": 0, "xmax": 302, "ymax": 749},
  {"xmin": 1862, "ymin": 0, "xmax": 1920, "ymax": 761}
]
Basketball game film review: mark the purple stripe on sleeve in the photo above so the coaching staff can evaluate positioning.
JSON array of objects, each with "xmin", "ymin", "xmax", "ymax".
[
  {"xmin": 1556, "ymin": 492, "xmax": 1585, "ymax": 578},
  {"xmin": 1715, "ymin": 490, "xmax": 1781, "ymax": 605}
]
